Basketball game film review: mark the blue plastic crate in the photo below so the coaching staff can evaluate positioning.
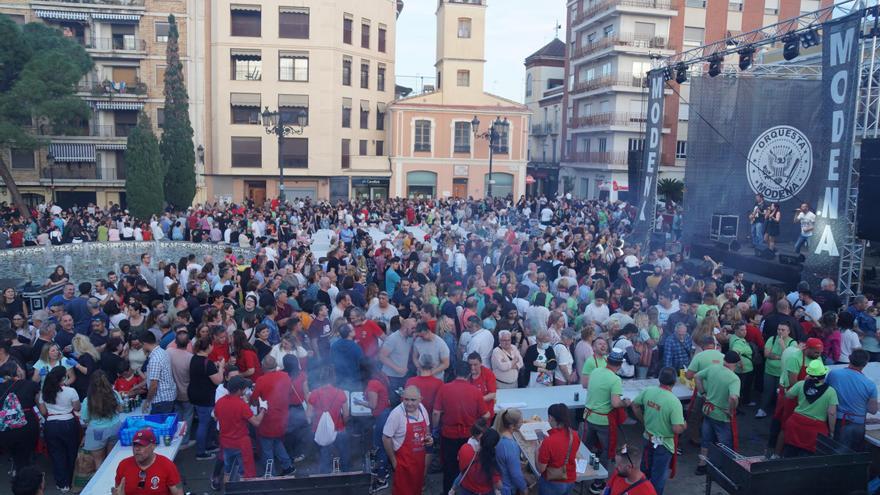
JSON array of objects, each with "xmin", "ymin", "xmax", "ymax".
[{"xmin": 118, "ymin": 413, "xmax": 179, "ymax": 446}]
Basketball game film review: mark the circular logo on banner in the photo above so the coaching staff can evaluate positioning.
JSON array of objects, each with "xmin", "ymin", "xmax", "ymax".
[{"xmin": 746, "ymin": 125, "xmax": 813, "ymax": 202}]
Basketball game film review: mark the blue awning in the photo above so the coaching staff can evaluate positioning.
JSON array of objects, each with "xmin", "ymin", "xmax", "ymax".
[
  {"xmin": 91, "ymin": 13, "xmax": 141, "ymax": 24},
  {"xmin": 50, "ymin": 143, "xmax": 96, "ymax": 163},
  {"xmin": 35, "ymin": 10, "xmax": 90, "ymax": 22},
  {"xmin": 94, "ymin": 101, "xmax": 144, "ymax": 111}
]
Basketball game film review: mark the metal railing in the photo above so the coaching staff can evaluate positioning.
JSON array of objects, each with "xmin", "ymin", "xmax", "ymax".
[
  {"xmin": 572, "ymin": 0, "xmax": 676, "ymax": 26},
  {"xmin": 570, "ymin": 72, "xmax": 648, "ymax": 94},
  {"xmin": 563, "ymin": 151, "xmax": 630, "ymax": 165},
  {"xmin": 77, "ymin": 79, "xmax": 148, "ymax": 95},
  {"xmin": 56, "ymin": 0, "xmax": 144, "ymax": 4},
  {"xmin": 571, "ymin": 33, "xmax": 670, "ymax": 60},
  {"xmin": 569, "ymin": 112, "xmax": 645, "ymax": 128},
  {"xmin": 42, "ymin": 164, "xmax": 101, "ymax": 181},
  {"xmin": 530, "ymin": 123, "xmax": 559, "ymax": 135},
  {"xmin": 85, "ymin": 36, "xmax": 146, "ymax": 52}
]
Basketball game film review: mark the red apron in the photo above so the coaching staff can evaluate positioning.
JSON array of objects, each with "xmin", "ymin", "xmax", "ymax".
[
  {"xmin": 784, "ymin": 412, "xmax": 828, "ymax": 453},
  {"xmin": 773, "ymin": 356, "xmax": 807, "ymax": 422},
  {"xmin": 392, "ymin": 411, "xmax": 429, "ymax": 495},
  {"xmin": 585, "ymin": 407, "xmax": 627, "ymax": 457},
  {"xmin": 703, "ymin": 401, "xmax": 739, "ymax": 452}
]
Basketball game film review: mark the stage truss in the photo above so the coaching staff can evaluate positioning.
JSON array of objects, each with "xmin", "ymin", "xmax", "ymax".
[{"xmin": 655, "ymin": 2, "xmax": 880, "ymax": 301}]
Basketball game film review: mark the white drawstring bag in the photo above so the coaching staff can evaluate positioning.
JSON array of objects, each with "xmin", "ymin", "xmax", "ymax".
[{"xmin": 314, "ymin": 411, "xmax": 337, "ymax": 447}]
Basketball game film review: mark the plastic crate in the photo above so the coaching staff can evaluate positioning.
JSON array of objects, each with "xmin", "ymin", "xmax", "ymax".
[{"xmin": 118, "ymin": 413, "xmax": 179, "ymax": 446}]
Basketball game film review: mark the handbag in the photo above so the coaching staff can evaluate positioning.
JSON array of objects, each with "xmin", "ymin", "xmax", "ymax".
[
  {"xmin": 449, "ymin": 449, "xmax": 477, "ymax": 495},
  {"xmin": 544, "ymin": 429, "xmax": 573, "ymax": 481}
]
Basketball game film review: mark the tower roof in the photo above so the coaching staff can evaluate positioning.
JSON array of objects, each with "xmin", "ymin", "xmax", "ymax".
[{"xmin": 525, "ymin": 38, "xmax": 566, "ymax": 66}]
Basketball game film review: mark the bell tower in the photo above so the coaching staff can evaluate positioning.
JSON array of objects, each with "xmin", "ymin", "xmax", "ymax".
[{"xmin": 435, "ymin": 0, "xmax": 487, "ymax": 101}]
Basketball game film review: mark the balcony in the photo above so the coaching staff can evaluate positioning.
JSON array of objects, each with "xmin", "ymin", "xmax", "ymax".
[
  {"xmin": 564, "ymin": 151, "xmax": 630, "ymax": 166},
  {"xmin": 39, "ymin": 123, "xmax": 135, "ymax": 139},
  {"xmin": 571, "ymin": 33, "xmax": 670, "ymax": 61},
  {"xmin": 51, "ymin": 0, "xmax": 145, "ymax": 5},
  {"xmin": 572, "ymin": 0, "xmax": 676, "ymax": 27},
  {"xmin": 531, "ymin": 123, "xmax": 559, "ymax": 135},
  {"xmin": 42, "ymin": 164, "xmax": 100, "ymax": 181},
  {"xmin": 85, "ymin": 36, "xmax": 147, "ymax": 54},
  {"xmin": 77, "ymin": 79, "xmax": 148, "ymax": 97},
  {"xmin": 569, "ymin": 112, "xmax": 645, "ymax": 130},
  {"xmin": 571, "ymin": 72, "xmax": 647, "ymax": 95}
]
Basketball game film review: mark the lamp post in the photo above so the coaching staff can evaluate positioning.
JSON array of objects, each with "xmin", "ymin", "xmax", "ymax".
[
  {"xmin": 471, "ymin": 115, "xmax": 509, "ymax": 199},
  {"xmin": 261, "ymin": 107, "xmax": 307, "ymax": 203},
  {"xmin": 46, "ymin": 151, "xmax": 55, "ymax": 204}
]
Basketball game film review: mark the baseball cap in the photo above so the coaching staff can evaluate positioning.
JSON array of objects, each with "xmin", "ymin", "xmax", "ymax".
[
  {"xmin": 132, "ymin": 428, "xmax": 156, "ymax": 446},
  {"xmin": 227, "ymin": 375, "xmax": 253, "ymax": 393},
  {"xmin": 806, "ymin": 360, "xmax": 829, "ymax": 377},
  {"xmin": 806, "ymin": 338, "xmax": 824, "ymax": 350},
  {"xmin": 724, "ymin": 351, "xmax": 741, "ymax": 364},
  {"xmin": 607, "ymin": 348, "xmax": 626, "ymax": 365}
]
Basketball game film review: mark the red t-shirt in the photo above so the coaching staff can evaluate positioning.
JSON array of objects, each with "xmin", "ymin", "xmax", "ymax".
[
  {"xmin": 434, "ymin": 379, "xmax": 487, "ymax": 439},
  {"xmin": 214, "ymin": 394, "xmax": 253, "ymax": 448},
  {"xmin": 9, "ymin": 231, "xmax": 23, "ymax": 248},
  {"xmin": 606, "ymin": 471, "xmax": 658, "ymax": 495},
  {"xmin": 459, "ymin": 442, "xmax": 501, "ymax": 494},
  {"xmin": 115, "ymin": 454, "xmax": 181, "ymax": 495},
  {"xmin": 745, "ymin": 324, "xmax": 766, "ymax": 348},
  {"xmin": 251, "ymin": 371, "xmax": 291, "ymax": 438},
  {"xmin": 365, "ymin": 378, "xmax": 390, "ymax": 417},
  {"xmin": 308, "ymin": 385, "xmax": 346, "ymax": 432},
  {"xmin": 114, "ymin": 375, "xmax": 143, "ymax": 394},
  {"xmin": 208, "ymin": 341, "xmax": 230, "ymax": 363},
  {"xmin": 537, "ymin": 427, "xmax": 581, "ymax": 483},
  {"xmin": 405, "ymin": 375, "xmax": 443, "ymax": 414},
  {"xmin": 354, "ymin": 321, "xmax": 384, "ymax": 358},
  {"xmin": 289, "ymin": 373, "xmax": 308, "ymax": 406},
  {"xmin": 469, "ymin": 367, "xmax": 498, "ymax": 416},
  {"xmin": 237, "ymin": 349, "xmax": 262, "ymax": 380}
]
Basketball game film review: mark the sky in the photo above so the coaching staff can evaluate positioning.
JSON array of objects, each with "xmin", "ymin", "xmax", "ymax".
[{"xmin": 395, "ymin": 0, "xmax": 568, "ymax": 103}]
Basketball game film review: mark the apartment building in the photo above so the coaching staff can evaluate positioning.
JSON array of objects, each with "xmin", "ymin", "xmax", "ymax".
[
  {"xmin": 561, "ymin": 0, "xmax": 826, "ymax": 201},
  {"xmin": 524, "ymin": 38, "xmax": 566, "ymax": 198},
  {"xmin": 204, "ymin": 0, "xmax": 400, "ymax": 203},
  {"xmin": 0, "ymin": 0, "xmax": 201, "ymax": 208},
  {"xmin": 388, "ymin": 0, "xmax": 530, "ymax": 200}
]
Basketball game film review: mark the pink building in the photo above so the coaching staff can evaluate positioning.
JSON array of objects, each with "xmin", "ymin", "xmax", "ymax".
[{"xmin": 388, "ymin": 0, "xmax": 529, "ymax": 199}]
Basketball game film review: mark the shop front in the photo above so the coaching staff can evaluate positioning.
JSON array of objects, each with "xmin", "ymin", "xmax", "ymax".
[{"xmin": 351, "ymin": 177, "xmax": 390, "ymax": 200}]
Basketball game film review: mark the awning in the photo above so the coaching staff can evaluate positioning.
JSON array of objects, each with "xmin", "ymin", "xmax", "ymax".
[
  {"xmin": 279, "ymin": 94, "xmax": 308, "ymax": 107},
  {"xmin": 230, "ymin": 4, "xmax": 261, "ymax": 12},
  {"xmin": 279, "ymin": 50, "xmax": 308, "ymax": 59},
  {"xmin": 360, "ymin": 100, "xmax": 370, "ymax": 112},
  {"xmin": 91, "ymin": 13, "xmax": 141, "ymax": 23},
  {"xmin": 342, "ymin": 98, "xmax": 352, "ymax": 109},
  {"xmin": 96, "ymin": 143, "xmax": 127, "ymax": 151},
  {"xmin": 230, "ymin": 92, "xmax": 261, "ymax": 107},
  {"xmin": 377, "ymin": 102, "xmax": 387, "ymax": 113},
  {"xmin": 230, "ymin": 48, "xmax": 261, "ymax": 60},
  {"xmin": 94, "ymin": 101, "xmax": 144, "ymax": 111},
  {"xmin": 279, "ymin": 7, "xmax": 309, "ymax": 14},
  {"xmin": 50, "ymin": 143, "xmax": 96, "ymax": 163},
  {"xmin": 35, "ymin": 10, "xmax": 89, "ymax": 22}
]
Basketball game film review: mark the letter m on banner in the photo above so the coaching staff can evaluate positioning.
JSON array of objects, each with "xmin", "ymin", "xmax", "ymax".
[{"xmin": 633, "ymin": 69, "xmax": 665, "ymax": 243}]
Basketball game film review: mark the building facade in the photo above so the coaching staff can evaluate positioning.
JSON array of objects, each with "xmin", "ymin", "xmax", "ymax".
[
  {"xmin": 388, "ymin": 0, "xmax": 529, "ymax": 200},
  {"xmin": 203, "ymin": 0, "xmax": 400, "ymax": 204},
  {"xmin": 0, "ymin": 0, "xmax": 201, "ymax": 209},
  {"xmin": 524, "ymin": 38, "xmax": 566, "ymax": 198}
]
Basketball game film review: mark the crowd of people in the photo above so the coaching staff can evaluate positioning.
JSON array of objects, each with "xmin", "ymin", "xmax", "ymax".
[{"xmin": 0, "ymin": 195, "xmax": 876, "ymax": 495}]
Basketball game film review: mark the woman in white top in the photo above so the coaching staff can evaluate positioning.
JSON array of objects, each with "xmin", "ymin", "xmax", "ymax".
[
  {"xmin": 491, "ymin": 330, "xmax": 524, "ymax": 389},
  {"xmin": 269, "ymin": 332, "xmax": 309, "ymax": 372},
  {"xmin": 39, "ymin": 366, "xmax": 81, "ymax": 492},
  {"xmin": 163, "ymin": 263, "xmax": 179, "ymax": 294}
]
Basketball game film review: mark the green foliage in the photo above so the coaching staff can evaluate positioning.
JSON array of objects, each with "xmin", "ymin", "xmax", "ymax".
[
  {"xmin": 160, "ymin": 14, "xmax": 196, "ymax": 209},
  {"xmin": 658, "ymin": 177, "xmax": 684, "ymax": 203},
  {"xmin": 125, "ymin": 112, "xmax": 164, "ymax": 219}
]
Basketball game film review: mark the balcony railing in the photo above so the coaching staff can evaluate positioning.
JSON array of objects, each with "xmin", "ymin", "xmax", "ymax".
[
  {"xmin": 531, "ymin": 123, "xmax": 559, "ymax": 135},
  {"xmin": 40, "ymin": 124, "xmax": 136, "ymax": 138},
  {"xmin": 571, "ymin": 72, "xmax": 648, "ymax": 94},
  {"xmin": 564, "ymin": 151, "xmax": 630, "ymax": 165},
  {"xmin": 77, "ymin": 79, "xmax": 148, "ymax": 96},
  {"xmin": 570, "ymin": 112, "xmax": 645, "ymax": 129},
  {"xmin": 571, "ymin": 33, "xmax": 670, "ymax": 60},
  {"xmin": 54, "ymin": 0, "xmax": 145, "ymax": 5},
  {"xmin": 572, "ymin": 0, "xmax": 676, "ymax": 26},
  {"xmin": 42, "ymin": 164, "xmax": 101, "ymax": 181},
  {"xmin": 85, "ymin": 36, "xmax": 146, "ymax": 52}
]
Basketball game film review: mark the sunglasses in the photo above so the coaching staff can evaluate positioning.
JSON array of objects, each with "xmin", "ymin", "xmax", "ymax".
[{"xmin": 138, "ymin": 469, "xmax": 146, "ymax": 488}]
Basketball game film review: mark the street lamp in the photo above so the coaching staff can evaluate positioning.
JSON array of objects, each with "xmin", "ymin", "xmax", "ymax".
[
  {"xmin": 262, "ymin": 106, "xmax": 307, "ymax": 203},
  {"xmin": 472, "ymin": 115, "xmax": 509, "ymax": 199},
  {"xmin": 46, "ymin": 151, "xmax": 55, "ymax": 204}
]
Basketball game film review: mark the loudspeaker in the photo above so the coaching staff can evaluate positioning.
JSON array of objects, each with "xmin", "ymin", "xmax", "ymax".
[
  {"xmin": 778, "ymin": 254, "xmax": 802, "ymax": 266},
  {"xmin": 628, "ymin": 151, "xmax": 643, "ymax": 202},
  {"xmin": 858, "ymin": 138, "xmax": 880, "ymax": 241}
]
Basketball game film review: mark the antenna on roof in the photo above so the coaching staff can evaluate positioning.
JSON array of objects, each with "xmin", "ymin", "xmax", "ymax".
[{"xmin": 554, "ymin": 20, "xmax": 562, "ymax": 39}]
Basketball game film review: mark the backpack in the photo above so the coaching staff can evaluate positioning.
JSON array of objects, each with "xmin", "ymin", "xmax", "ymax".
[
  {"xmin": 0, "ymin": 383, "xmax": 27, "ymax": 432},
  {"xmin": 313, "ymin": 391, "xmax": 339, "ymax": 447}
]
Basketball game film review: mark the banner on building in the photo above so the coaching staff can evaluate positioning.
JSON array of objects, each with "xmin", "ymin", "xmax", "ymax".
[{"xmin": 633, "ymin": 69, "xmax": 665, "ymax": 243}]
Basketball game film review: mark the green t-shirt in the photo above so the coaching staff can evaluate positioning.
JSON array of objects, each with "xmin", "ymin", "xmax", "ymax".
[
  {"xmin": 779, "ymin": 348, "xmax": 822, "ymax": 389},
  {"xmin": 697, "ymin": 365, "xmax": 741, "ymax": 422},
  {"xmin": 582, "ymin": 355, "xmax": 607, "ymax": 377},
  {"xmin": 696, "ymin": 304, "xmax": 720, "ymax": 323},
  {"xmin": 729, "ymin": 335, "xmax": 753, "ymax": 374},
  {"xmin": 687, "ymin": 349, "xmax": 724, "ymax": 375},
  {"xmin": 633, "ymin": 386, "xmax": 685, "ymax": 453},
  {"xmin": 786, "ymin": 380, "xmax": 839, "ymax": 422},
  {"xmin": 648, "ymin": 325, "xmax": 661, "ymax": 341},
  {"xmin": 763, "ymin": 336, "xmax": 796, "ymax": 377},
  {"xmin": 585, "ymin": 367, "xmax": 623, "ymax": 426}
]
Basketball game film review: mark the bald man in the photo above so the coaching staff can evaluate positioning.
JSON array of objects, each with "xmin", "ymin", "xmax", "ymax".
[{"xmin": 382, "ymin": 386, "xmax": 432, "ymax": 495}]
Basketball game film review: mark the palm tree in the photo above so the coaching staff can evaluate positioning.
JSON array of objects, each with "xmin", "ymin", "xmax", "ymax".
[{"xmin": 657, "ymin": 178, "xmax": 684, "ymax": 203}]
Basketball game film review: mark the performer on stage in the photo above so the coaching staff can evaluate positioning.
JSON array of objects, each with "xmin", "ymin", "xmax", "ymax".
[
  {"xmin": 382, "ymin": 385, "xmax": 432, "ymax": 495},
  {"xmin": 794, "ymin": 202, "xmax": 817, "ymax": 257},
  {"xmin": 748, "ymin": 194, "xmax": 768, "ymax": 251}
]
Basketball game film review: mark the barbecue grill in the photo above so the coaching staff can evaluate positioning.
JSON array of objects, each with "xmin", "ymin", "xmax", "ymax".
[{"xmin": 703, "ymin": 437, "xmax": 871, "ymax": 495}]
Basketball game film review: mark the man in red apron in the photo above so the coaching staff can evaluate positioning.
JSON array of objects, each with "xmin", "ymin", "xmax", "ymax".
[
  {"xmin": 783, "ymin": 360, "xmax": 839, "ymax": 456},
  {"xmin": 584, "ymin": 349, "xmax": 631, "ymax": 495},
  {"xmin": 382, "ymin": 386, "xmax": 432, "ymax": 495}
]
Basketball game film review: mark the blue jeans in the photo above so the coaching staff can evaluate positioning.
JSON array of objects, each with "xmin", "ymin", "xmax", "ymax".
[
  {"xmin": 194, "ymin": 405, "xmax": 215, "ymax": 455},
  {"xmin": 258, "ymin": 436, "xmax": 292, "ymax": 474},
  {"xmin": 834, "ymin": 420, "xmax": 866, "ymax": 452},
  {"xmin": 701, "ymin": 416, "xmax": 733, "ymax": 449},
  {"xmin": 150, "ymin": 401, "xmax": 175, "ymax": 414},
  {"xmin": 752, "ymin": 222, "xmax": 766, "ymax": 249},
  {"xmin": 794, "ymin": 234, "xmax": 811, "ymax": 254},
  {"xmin": 317, "ymin": 429, "xmax": 350, "ymax": 474},
  {"xmin": 537, "ymin": 477, "xmax": 574, "ymax": 495},
  {"xmin": 223, "ymin": 448, "xmax": 244, "ymax": 482},
  {"xmin": 641, "ymin": 441, "xmax": 673, "ymax": 495},
  {"xmin": 174, "ymin": 400, "xmax": 193, "ymax": 443},
  {"xmin": 372, "ymin": 409, "xmax": 391, "ymax": 477}
]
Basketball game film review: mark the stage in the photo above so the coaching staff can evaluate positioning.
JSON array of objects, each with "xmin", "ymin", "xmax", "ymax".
[{"xmin": 686, "ymin": 240, "xmax": 804, "ymax": 288}]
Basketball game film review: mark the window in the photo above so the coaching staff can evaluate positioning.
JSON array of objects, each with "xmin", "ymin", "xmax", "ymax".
[
  {"xmin": 485, "ymin": 172, "xmax": 513, "ymax": 198},
  {"xmin": 230, "ymin": 93, "xmax": 261, "ymax": 124},
  {"xmin": 114, "ymin": 111, "xmax": 138, "ymax": 137},
  {"xmin": 764, "ymin": 0, "xmax": 779, "ymax": 14},
  {"xmin": 457, "ymin": 70, "xmax": 470, "ymax": 87},
  {"xmin": 454, "ymin": 121, "xmax": 471, "ymax": 153},
  {"xmin": 676, "ymin": 140, "xmax": 687, "ymax": 159},
  {"xmin": 342, "ymin": 57, "xmax": 352, "ymax": 86},
  {"xmin": 359, "ymin": 140, "xmax": 368, "ymax": 156},
  {"xmin": 281, "ymin": 137, "xmax": 308, "ymax": 168},
  {"xmin": 728, "ymin": 0, "xmax": 743, "ymax": 11},
  {"xmin": 628, "ymin": 138, "xmax": 645, "ymax": 151},
  {"xmin": 684, "ymin": 26, "xmax": 704, "ymax": 45},
  {"xmin": 376, "ymin": 140, "xmax": 385, "ymax": 156},
  {"xmin": 495, "ymin": 125, "xmax": 509, "ymax": 154},
  {"xmin": 11, "ymin": 149, "xmax": 33, "ymax": 169},
  {"xmin": 231, "ymin": 50, "xmax": 261, "ymax": 80},
  {"xmin": 360, "ymin": 61, "xmax": 370, "ymax": 89},
  {"xmin": 112, "ymin": 66, "xmax": 137, "ymax": 86},
  {"xmin": 360, "ymin": 100, "xmax": 370, "ymax": 129},
  {"xmin": 343, "ymin": 16, "xmax": 353, "ymax": 44},
  {"xmin": 458, "ymin": 18, "xmax": 472, "ymax": 38},
  {"xmin": 598, "ymin": 137, "xmax": 607, "ymax": 152},
  {"xmin": 685, "ymin": 0, "xmax": 706, "ymax": 6},
  {"xmin": 279, "ymin": 94, "xmax": 309, "ymax": 126},
  {"xmin": 378, "ymin": 64, "xmax": 386, "ymax": 91},
  {"xmin": 361, "ymin": 21, "xmax": 370, "ymax": 48},
  {"xmin": 279, "ymin": 52, "xmax": 308, "ymax": 81},
  {"xmin": 279, "ymin": 7, "xmax": 309, "ymax": 38},
  {"xmin": 157, "ymin": 108, "xmax": 165, "ymax": 128},
  {"xmin": 231, "ymin": 137, "xmax": 261, "ymax": 167},
  {"xmin": 603, "ymin": 24, "xmax": 614, "ymax": 38},
  {"xmin": 231, "ymin": 6, "xmax": 261, "ymax": 37},
  {"xmin": 634, "ymin": 22, "xmax": 656, "ymax": 40},
  {"xmin": 578, "ymin": 137, "xmax": 591, "ymax": 153},
  {"xmin": 378, "ymin": 25, "xmax": 387, "ymax": 52},
  {"xmin": 548, "ymin": 78, "xmax": 563, "ymax": 89},
  {"xmin": 414, "ymin": 120, "xmax": 431, "ymax": 152},
  {"xmin": 526, "ymin": 73, "xmax": 533, "ymax": 97},
  {"xmin": 342, "ymin": 98, "xmax": 352, "ymax": 128},
  {"xmin": 376, "ymin": 103, "xmax": 386, "ymax": 130},
  {"xmin": 679, "ymin": 102, "xmax": 689, "ymax": 121},
  {"xmin": 155, "ymin": 22, "xmax": 170, "ymax": 42},
  {"xmin": 341, "ymin": 139, "xmax": 350, "ymax": 168},
  {"xmin": 407, "ymin": 171, "xmax": 437, "ymax": 198},
  {"xmin": 587, "ymin": 32, "xmax": 597, "ymax": 44}
]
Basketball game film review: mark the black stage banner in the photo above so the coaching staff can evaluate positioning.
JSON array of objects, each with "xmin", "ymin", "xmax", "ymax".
[{"xmin": 633, "ymin": 69, "xmax": 665, "ymax": 243}]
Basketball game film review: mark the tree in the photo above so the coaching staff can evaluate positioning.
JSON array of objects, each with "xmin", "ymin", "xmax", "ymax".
[
  {"xmin": 125, "ymin": 112, "xmax": 164, "ymax": 219},
  {"xmin": 160, "ymin": 14, "xmax": 196, "ymax": 209},
  {"xmin": 658, "ymin": 177, "xmax": 684, "ymax": 203},
  {"xmin": 0, "ymin": 15, "xmax": 92, "ymax": 219}
]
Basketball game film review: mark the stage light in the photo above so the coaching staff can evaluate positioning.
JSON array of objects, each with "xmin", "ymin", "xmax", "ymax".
[
  {"xmin": 663, "ymin": 65, "xmax": 675, "ymax": 81},
  {"xmin": 675, "ymin": 62, "xmax": 688, "ymax": 84},
  {"xmin": 800, "ymin": 28, "xmax": 820, "ymax": 48},
  {"xmin": 738, "ymin": 46, "xmax": 755, "ymax": 71},
  {"xmin": 782, "ymin": 33, "xmax": 800, "ymax": 60},
  {"xmin": 708, "ymin": 54, "xmax": 723, "ymax": 77}
]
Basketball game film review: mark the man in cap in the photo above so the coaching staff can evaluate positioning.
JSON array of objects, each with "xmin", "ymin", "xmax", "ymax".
[
  {"xmin": 783, "ymin": 360, "xmax": 838, "ymax": 456},
  {"xmin": 113, "ymin": 428, "xmax": 184, "ymax": 495},
  {"xmin": 584, "ymin": 348, "xmax": 632, "ymax": 494},
  {"xmin": 684, "ymin": 336, "xmax": 724, "ymax": 446},
  {"xmin": 769, "ymin": 337, "xmax": 824, "ymax": 457},
  {"xmin": 214, "ymin": 375, "xmax": 266, "ymax": 481},
  {"xmin": 825, "ymin": 349, "xmax": 878, "ymax": 451},
  {"xmin": 631, "ymin": 367, "xmax": 686, "ymax": 495},
  {"xmin": 694, "ymin": 351, "xmax": 741, "ymax": 475}
]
